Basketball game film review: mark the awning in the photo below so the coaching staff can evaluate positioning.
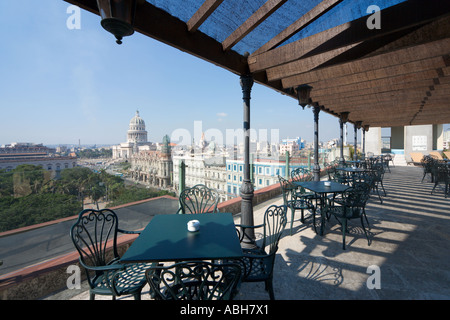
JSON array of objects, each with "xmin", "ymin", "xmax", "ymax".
[{"xmin": 64, "ymin": 0, "xmax": 450, "ymax": 127}]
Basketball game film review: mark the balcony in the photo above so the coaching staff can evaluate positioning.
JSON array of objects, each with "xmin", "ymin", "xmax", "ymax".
[{"xmin": 1, "ymin": 164, "xmax": 449, "ymax": 300}]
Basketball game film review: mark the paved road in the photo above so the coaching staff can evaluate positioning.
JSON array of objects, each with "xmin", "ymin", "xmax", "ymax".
[{"xmin": 0, "ymin": 197, "xmax": 179, "ymax": 277}]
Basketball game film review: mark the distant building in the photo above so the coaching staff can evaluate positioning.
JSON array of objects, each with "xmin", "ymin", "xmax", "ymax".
[
  {"xmin": 0, "ymin": 142, "xmax": 77, "ymax": 178},
  {"xmin": 226, "ymin": 156, "xmax": 306, "ymax": 197},
  {"xmin": 112, "ymin": 110, "xmax": 155, "ymax": 160},
  {"xmin": 129, "ymin": 135, "xmax": 173, "ymax": 189},
  {"xmin": 279, "ymin": 137, "xmax": 304, "ymax": 155}
]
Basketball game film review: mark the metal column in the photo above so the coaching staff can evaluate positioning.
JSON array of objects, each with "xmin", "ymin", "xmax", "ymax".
[{"xmin": 239, "ymin": 74, "xmax": 255, "ymax": 242}]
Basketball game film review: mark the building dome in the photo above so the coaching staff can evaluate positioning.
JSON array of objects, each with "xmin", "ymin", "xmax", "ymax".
[
  {"xmin": 127, "ymin": 110, "xmax": 148, "ymax": 143},
  {"xmin": 129, "ymin": 110, "xmax": 145, "ymax": 128}
]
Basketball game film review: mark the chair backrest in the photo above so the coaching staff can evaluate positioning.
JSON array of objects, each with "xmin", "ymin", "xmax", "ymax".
[
  {"xmin": 178, "ymin": 184, "xmax": 219, "ymax": 214},
  {"xmin": 70, "ymin": 209, "xmax": 120, "ymax": 267},
  {"xmin": 291, "ymin": 167, "xmax": 312, "ymax": 182},
  {"xmin": 434, "ymin": 163, "xmax": 449, "ymax": 182},
  {"xmin": 278, "ymin": 175, "xmax": 295, "ymax": 205},
  {"xmin": 261, "ymin": 205, "xmax": 287, "ymax": 254},
  {"xmin": 145, "ymin": 261, "xmax": 242, "ymax": 300},
  {"xmin": 340, "ymin": 182, "xmax": 371, "ymax": 214}
]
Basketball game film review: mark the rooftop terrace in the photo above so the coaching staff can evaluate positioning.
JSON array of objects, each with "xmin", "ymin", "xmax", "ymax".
[{"xmin": 39, "ymin": 164, "xmax": 450, "ymax": 300}]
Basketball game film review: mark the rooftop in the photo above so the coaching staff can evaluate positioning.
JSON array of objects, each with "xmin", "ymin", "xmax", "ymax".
[{"xmin": 39, "ymin": 164, "xmax": 450, "ymax": 300}]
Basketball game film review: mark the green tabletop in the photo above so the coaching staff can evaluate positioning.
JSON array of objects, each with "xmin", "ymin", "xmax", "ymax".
[
  {"xmin": 120, "ymin": 212, "xmax": 243, "ymax": 263},
  {"xmin": 293, "ymin": 181, "xmax": 349, "ymax": 194},
  {"xmin": 336, "ymin": 167, "xmax": 370, "ymax": 173}
]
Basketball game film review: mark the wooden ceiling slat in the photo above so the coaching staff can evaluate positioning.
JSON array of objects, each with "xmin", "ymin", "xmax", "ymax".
[
  {"xmin": 281, "ymin": 38, "xmax": 450, "ymax": 88},
  {"xmin": 187, "ymin": 0, "xmax": 225, "ymax": 33},
  {"xmin": 222, "ymin": 0, "xmax": 288, "ymax": 51},
  {"xmin": 304, "ymin": 58, "xmax": 443, "ymax": 91},
  {"xmin": 311, "ymin": 72, "xmax": 450, "ymax": 100},
  {"xmin": 252, "ymin": 0, "xmax": 343, "ymax": 55}
]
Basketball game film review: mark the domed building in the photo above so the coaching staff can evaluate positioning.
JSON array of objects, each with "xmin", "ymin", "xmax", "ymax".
[
  {"xmin": 112, "ymin": 110, "xmax": 153, "ymax": 159},
  {"xmin": 127, "ymin": 110, "xmax": 148, "ymax": 144}
]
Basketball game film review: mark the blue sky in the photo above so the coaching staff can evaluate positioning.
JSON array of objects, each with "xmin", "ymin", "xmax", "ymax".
[{"xmin": 0, "ymin": 1, "xmax": 448, "ymax": 147}]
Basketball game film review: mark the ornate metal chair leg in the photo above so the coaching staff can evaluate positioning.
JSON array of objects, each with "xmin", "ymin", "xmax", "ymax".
[{"xmin": 342, "ymin": 218, "xmax": 347, "ymax": 250}]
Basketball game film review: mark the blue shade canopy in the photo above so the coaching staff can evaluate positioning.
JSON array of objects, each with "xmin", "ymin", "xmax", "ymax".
[
  {"xmin": 65, "ymin": 0, "xmax": 450, "ymax": 127},
  {"xmin": 146, "ymin": 0, "xmax": 407, "ymax": 55}
]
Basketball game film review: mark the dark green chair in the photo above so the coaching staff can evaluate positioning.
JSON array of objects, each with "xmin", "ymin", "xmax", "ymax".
[
  {"xmin": 145, "ymin": 261, "xmax": 242, "ymax": 300},
  {"xmin": 278, "ymin": 176, "xmax": 316, "ymax": 234},
  {"xmin": 176, "ymin": 184, "xmax": 219, "ymax": 214},
  {"xmin": 70, "ymin": 209, "xmax": 154, "ymax": 300},
  {"xmin": 234, "ymin": 205, "xmax": 287, "ymax": 300},
  {"xmin": 421, "ymin": 155, "xmax": 436, "ymax": 182},
  {"xmin": 291, "ymin": 167, "xmax": 313, "ymax": 182},
  {"xmin": 329, "ymin": 182, "xmax": 372, "ymax": 250},
  {"xmin": 371, "ymin": 163, "xmax": 386, "ymax": 203},
  {"xmin": 431, "ymin": 163, "xmax": 449, "ymax": 198}
]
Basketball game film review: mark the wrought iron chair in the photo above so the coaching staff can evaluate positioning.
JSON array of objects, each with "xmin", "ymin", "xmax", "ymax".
[
  {"xmin": 421, "ymin": 155, "xmax": 436, "ymax": 182},
  {"xmin": 176, "ymin": 184, "xmax": 220, "ymax": 214},
  {"xmin": 278, "ymin": 176, "xmax": 316, "ymax": 235},
  {"xmin": 290, "ymin": 167, "xmax": 313, "ymax": 182},
  {"xmin": 145, "ymin": 261, "xmax": 242, "ymax": 300},
  {"xmin": 431, "ymin": 163, "xmax": 449, "ymax": 198},
  {"xmin": 328, "ymin": 167, "xmax": 349, "ymax": 185},
  {"xmin": 329, "ymin": 182, "xmax": 372, "ymax": 250},
  {"xmin": 233, "ymin": 205, "xmax": 287, "ymax": 300},
  {"xmin": 371, "ymin": 163, "xmax": 386, "ymax": 203},
  {"xmin": 70, "ymin": 209, "xmax": 154, "ymax": 300}
]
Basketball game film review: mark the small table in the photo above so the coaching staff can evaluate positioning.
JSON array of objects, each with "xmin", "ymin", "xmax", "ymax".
[
  {"xmin": 336, "ymin": 167, "xmax": 368, "ymax": 173},
  {"xmin": 293, "ymin": 181, "xmax": 349, "ymax": 235},
  {"xmin": 336, "ymin": 167, "xmax": 373, "ymax": 185},
  {"xmin": 120, "ymin": 212, "xmax": 243, "ymax": 263}
]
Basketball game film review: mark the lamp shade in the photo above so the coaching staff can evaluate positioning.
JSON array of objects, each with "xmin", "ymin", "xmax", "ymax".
[
  {"xmin": 97, "ymin": 0, "xmax": 137, "ymax": 44},
  {"xmin": 296, "ymin": 84, "xmax": 313, "ymax": 108}
]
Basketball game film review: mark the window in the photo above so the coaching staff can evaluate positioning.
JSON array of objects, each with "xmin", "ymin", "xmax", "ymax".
[
  {"xmin": 258, "ymin": 178, "xmax": 262, "ymax": 185},
  {"xmin": 239, "ymin": 165, "xmax": 243, "ymax": 172}
]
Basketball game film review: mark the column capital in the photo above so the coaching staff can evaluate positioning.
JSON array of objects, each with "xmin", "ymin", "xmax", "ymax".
[{"xmin": 240, "ymin": 74, "xmax": 254, "ymax": 98}]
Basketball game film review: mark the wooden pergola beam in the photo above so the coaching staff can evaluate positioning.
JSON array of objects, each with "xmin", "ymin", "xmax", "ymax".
[
  {"xmin": 187, "ymin": 0, "xmax": 225, "ymax": 33},
  {"xmin": 63, "ymin": 0, "xmax": 249, "ymax": 76},
  {"xmin": 222, "ymin": 0, "xmax": 288, "ymax": 51},
  {"xmin": 252, "ymin": 0, "xmax": 343, "ymax": 55}
]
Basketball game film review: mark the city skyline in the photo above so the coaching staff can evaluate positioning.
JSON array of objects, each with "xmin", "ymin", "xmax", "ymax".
[{"xmin": 0, "ymin": 1, "xmax": 448, "ymax": 148}]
